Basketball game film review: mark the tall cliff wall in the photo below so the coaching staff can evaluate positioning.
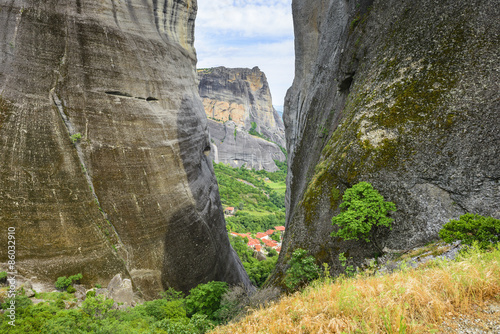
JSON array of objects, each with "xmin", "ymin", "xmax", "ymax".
[
  {"xmin": 0, "ymin": 0, "xmax": 251, "ymax": 296},
  {"xmin": 198, "ymin": 67, "xmax": 286, "ymax": 171},
  {"xmin": 272, "ymin": 0, "xmax": 499, "ymax": 283}
]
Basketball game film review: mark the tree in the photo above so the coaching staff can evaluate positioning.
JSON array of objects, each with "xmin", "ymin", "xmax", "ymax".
[{"xmin": 331, "ymin": 182, "xmax": 396, "ymax": 251}]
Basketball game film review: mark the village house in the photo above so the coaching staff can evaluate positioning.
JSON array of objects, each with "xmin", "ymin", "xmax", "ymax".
[
  {"xmin": 224, "ymin": 207, "xmax": 235, "ymax": 215},
  {"xmin": 229, "ymin": 226, "xmax": 286, "ymax": 254}
]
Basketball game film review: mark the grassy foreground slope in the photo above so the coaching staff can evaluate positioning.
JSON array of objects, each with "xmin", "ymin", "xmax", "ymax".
[{"xmin": 210, "ymin": 245, "xmax": 500, "ymax": 333}]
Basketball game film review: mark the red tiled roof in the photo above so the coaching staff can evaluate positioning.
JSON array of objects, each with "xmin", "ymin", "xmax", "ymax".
[
  {"xmin": 262, "ymin": 239, "xmax": 278, "ymax": 248},
  {"xmin": 265, "ymin": 229, "xmax": 275, "ymax": 235},
  {"xmin": 275, "ymin": 226, "xmax": 285, "ymax": 231},
  {"xmin": 226, "ymin": 207, "xmax": 235, "ymax": 211},
  {"xmin": 231, "ymin": 232, "xmax": 251, "ymax": 240},
  {"xmin": 255, "ymin": 245, "xmax": 262, "ymax": 252},
  {"xmin": 256, "ymin": 232, "xmax": 267, "ymax": 239},
  {"xmin": 276, "ymin": 247, "xmax": 281, "ymax": 253},
  {"xmin": 247, "ymin": 239, "xmax": 260, "ymax": 246}
]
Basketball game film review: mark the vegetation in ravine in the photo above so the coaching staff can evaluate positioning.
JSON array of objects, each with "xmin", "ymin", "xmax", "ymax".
[
  {"xmin": 213, "ymin": 162, "xmax": 286, "ymax": 233},
  {"xmin": 0, "ymin": 280, "xmax": 232, "ymax": 333},
  {"xmin": 228, "ymin": 234, "xmax": 278, "ymax": 288}
]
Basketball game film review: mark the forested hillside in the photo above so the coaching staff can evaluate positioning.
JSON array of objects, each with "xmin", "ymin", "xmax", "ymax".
[
  {"xmin": 212, "ymin": 162, "xmax": 287, "ymax": 287},
  {"xmin": 213, "ymin": 162, "xmax": 287, "ymax": 233}
]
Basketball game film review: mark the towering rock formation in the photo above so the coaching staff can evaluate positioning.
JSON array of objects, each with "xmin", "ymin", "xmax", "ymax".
[
  {"xmin": 272, "ymin": 0, "xmax": 499, "ymax": 283},
  {"xmin": 198, "ymin": 66, "xmax": 286, "ymax": 171},
  {"xmin": 0, "ymin": 0, "xmax": 251, "ymax": 296}
]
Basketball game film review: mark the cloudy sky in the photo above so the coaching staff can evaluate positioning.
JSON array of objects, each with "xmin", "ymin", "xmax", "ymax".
[{"xmin": 195, "ymin": 0, "xmax": 295, "ymax": 109}]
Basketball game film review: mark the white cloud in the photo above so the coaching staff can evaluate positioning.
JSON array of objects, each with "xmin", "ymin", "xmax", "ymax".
[{"xmin": 195, "ymin": 0, "xmax": 295, "ymax": 106}]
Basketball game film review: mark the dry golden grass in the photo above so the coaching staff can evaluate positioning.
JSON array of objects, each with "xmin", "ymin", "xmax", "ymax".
[{"xmin": 211, "ymin": 245, "xmax": 500, "ymax": 334}]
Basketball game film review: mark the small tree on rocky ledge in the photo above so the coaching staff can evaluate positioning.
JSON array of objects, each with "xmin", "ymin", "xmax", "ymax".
[{"xmin": 331, "ymin": 181, "xmax": 396, "ymax": 252}]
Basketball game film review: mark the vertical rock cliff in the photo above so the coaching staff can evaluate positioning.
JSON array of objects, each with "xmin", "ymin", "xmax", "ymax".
[
  {"xmin": 272, "ymin": 0, "xmax": 499, "ymax": 282},
  {"xmin": 198, "ymin": 66, "xmax": 286, "ymax": 171},
  {"xmin": 0, "ymin": 0, "xmax": 251, "ymax": 296}
]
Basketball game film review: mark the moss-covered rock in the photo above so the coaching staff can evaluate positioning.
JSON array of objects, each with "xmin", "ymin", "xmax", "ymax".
[{"xmin": 271, "ymin": 0, "xmax": 499, "ymax": 286}]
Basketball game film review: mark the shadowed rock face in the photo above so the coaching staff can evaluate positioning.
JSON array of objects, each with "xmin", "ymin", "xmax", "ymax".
[
  {"xmin": 0, "ymin": 0, "xmax": 251, "ymax": 297},
  {"xmin": 271, "ymin": 0, "xmax": 499, "ymax": 284},
  {"xmin": 198, "ymin": 66, "xmax": 286, "ymax": 171}
]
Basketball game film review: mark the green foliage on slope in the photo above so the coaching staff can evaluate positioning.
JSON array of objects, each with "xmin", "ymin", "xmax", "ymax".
[
  {"xmin": 439, "ymin": 213, "xmax": 500, "ymax": 249},
  {"xmin": 229, "ymin": 235, "xmax": 278, "ymax": 287},
  {"xmin": 0, "ymin": 284, "xmax": 226, "ymax": 333},
  {"xmin": 213, "ymin": 162, "xmax": 286, "ymax": 233}
]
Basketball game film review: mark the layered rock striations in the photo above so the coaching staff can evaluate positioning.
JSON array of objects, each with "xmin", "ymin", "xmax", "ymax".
[
  {"xmin": 272, "ymin": 0, "xmax": 499, "ymax": 282},
  {"xmin": 198, "ymin": 66, "xmax": 286, "ymax": 171},
  {"xmin": 0, "ymin": 0, "xmax": 251, "ymax": 296}
]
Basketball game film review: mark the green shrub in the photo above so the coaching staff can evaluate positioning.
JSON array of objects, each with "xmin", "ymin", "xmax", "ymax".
[
  {"xmin": 144, "ymin": 298, "xmax": 187, "ymax": 321},
  {"xmin": 81, "ymin": 294, "xmax": 114, "ymax": 320},
  {"xmin": 283, "ymin": 248, "xmax": 320, "ymax": 292},
  {"xmin": 439, "ymin": 213, "xmax": 500, "ymax": 249},
  {"xmin": 185, "ymin": 281, "xmax": 228, "ymax": 320},
  {"xmin": 1, "ymin": 294, "xmax": 33, "ymax": 312},
  {"xmin": 66, "ymin": 286, "xmax": 76, "ymax": 294},
  {"xmin": 159, "ymin": 287, "xmax": 185, "ymax": 301},
  {"xmin": 0, "ymin": 271, "xmax": 7, "ymax": 284},
  {"xmin": 70, "ymin": 132, "xmax": 82, "ymax": 143},
  {"xmin": 86, "ymin": 290, "xmax": 96, "ymax": 298},
  {"xmin": 55, "ymin": 273, "xmax": 82, "ymax": 291},
  {"xmin": 154, "ymin": 314, "xmax": 214, "ymax": 334},
  {"xmin": 331, "ymin": 181, "xmax": 396, "ymax": 250},
  {"xmin": 55, "ymin": 297, "xmax": 66, "ymax": 309}
]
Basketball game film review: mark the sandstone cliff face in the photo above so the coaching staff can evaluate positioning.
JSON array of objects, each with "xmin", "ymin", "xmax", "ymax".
[
  {"xmin": 198, "ymin": 67, "xmax": 286, "ymax": 171},
  {"xmin": 272, "ymin": 0, "xmax": 499, "ymax": 282},
  {"xmin": 0, "ymin": 0, "xmax": 250, "ymax": 296}
]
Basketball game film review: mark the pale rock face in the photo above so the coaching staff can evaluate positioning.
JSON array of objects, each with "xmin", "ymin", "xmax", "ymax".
[
  {"xmin": 198, "ymin": 66, "xmax": 286, "ymax": 171},
  {"xmin": 271, "ymin": 0, "xmax": 500, "ymax": 284},
  {"xmin": 208, "ymin": 120, "xmax": 285, "ymax": 172},
  {"xmin": 0, "ymin": 0, "xmax": 251, "ymax": 297}
]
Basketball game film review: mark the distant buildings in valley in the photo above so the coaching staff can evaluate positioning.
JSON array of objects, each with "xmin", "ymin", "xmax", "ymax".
[{"xmin": 230, "ymin": 226, "xmax": 285, "ymax": 254}]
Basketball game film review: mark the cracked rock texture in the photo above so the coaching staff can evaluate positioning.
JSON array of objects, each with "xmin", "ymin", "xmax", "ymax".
[
  {"xmin": 198, "ymin": 66, "xmax": 286, "ymax": 171},
  {"xmin": 0, "ymin": 0, "xmax": 251, "ymax": 297},
  {"xmin": 271, "ymin": 0, "xmax": 499, "ymax": 284}
]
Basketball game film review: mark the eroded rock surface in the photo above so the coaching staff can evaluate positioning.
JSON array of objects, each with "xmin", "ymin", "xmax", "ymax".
[
  {"xmin": 198, "ymin": 66, "xmax": 286, "ymax": 171},
  {"xmin": 272, "ymin": 0, "xmax": 499, "ymax": 283},
  {"xmin": 0, "ymin": 0, "xmax": 250, "ymax": 297}
]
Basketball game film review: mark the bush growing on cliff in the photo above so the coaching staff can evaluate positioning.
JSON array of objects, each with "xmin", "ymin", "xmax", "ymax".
[
  {"xmin": 70, "ymin": 132, "xmax": 82, "ymax": 143},
  {"xmin": 331, "ymin": 182, "xmax": 396, "ymax": 251},
  {"xmin": 283, "ymin": 248, "xmax": 320, "ymax": 292},
  {"xmin": 0, "ymin": 271, "xmax": 7, "ymax": 284},
  {"xmin": 55, "ymin": 273, "xmax": 82, "ymax": 291},
  {"xmin": 439, "ymin": 213, "xmax": 500, "ymax": 249}
]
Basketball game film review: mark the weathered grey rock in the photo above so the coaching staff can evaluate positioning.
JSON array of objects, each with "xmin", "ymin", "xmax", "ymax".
[
  {"xmin": 198, "ymin": 66, "xmax": 286, "ymax": 171},
  {"xmin": 271, "ymin": 0, "xmax": 499, "ymax": 284},
  {"xmin": 209, "ymin": 120, "xmax": 285, "ymax": 172},
  {"xmin": 0, "ymin": 0, "xmax": 251, "ymax": 297},
  {"xmin": 107, "ymin": 273, "xmax": 135, "ymax": 306}
]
